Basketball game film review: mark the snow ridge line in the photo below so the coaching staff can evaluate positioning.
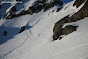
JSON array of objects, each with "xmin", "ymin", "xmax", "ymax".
[
  {"xmin": 47, "ymin": 43, "xmax": 88, "ymax": 59},
  {"xmin": 0, "ymin": 30, "xmax": 31, "ymax": 59}
]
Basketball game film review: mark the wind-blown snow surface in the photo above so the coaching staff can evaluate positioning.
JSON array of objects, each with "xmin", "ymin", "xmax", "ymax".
[{"xmin": 0, "ymin": 0, "xmax": 88, "ymax": 59}]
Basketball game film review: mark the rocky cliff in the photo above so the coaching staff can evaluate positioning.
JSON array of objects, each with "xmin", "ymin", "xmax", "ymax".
[
  {"xmin": 4, "ymin": 0, "xmax": 63, "ymax": 19},
  {"xmin": 53, "ymin": 0, "xmax": 88, "ymax": 40}
]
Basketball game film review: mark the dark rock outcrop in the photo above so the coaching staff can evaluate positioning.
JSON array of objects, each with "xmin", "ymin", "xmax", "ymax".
[
  {"xmin": 5, "ymin": 0, "xmax": 63, "ymax": 19},
  {"xmin": 9, "ymin": 7, "xmax": 16, "ymax": 15},
  {"xmin": 73, "ymin": 0, "xmax": 86, "ymax": 7},
  {"xmin": 19, "ymin": 26, "xmax": 25, "ymax": 33},
  {"xmin": 4, "ymin": 31, "xmax": 7, "ymax": 36},
  {"xmin": 53, "ymin": 15, "xmax": 68, "ymax": 34},
  {"xmin": 67, "ymin": 0, "xmax": 88, "ymax": 22},
  {"xmin": 62, "ymin": 25, "xmax": 78, "ymax": 35},
  {"xmin": 16, "ymin": 0, "xmax": 22, "ymax": 2},
  {"xmin": 53, "ymin": 16, "xmax": 68, "ymax": 40},
  {"xmin": 56, "ymin": 7, "xmax": 60, "ymax": 12},
  {"xmin": 6, "ymin": 7, "xmax": 16, "ymax": 19},
  {"xmin": 53, "ymin": 0, "xmax": 63, "ymax": 6},
  {"xmin": 0, "ymin": 5, "xmax": 1, "ymax": 9},
  {"xmin": 43, "ymin": 2, "xmax": 55, "ymax": 11},
  {"xmin": 53, "ymin": 25, "xmax": 62, "ymax": 40},
  {"xmin": 53, "ymin": 0, "xmax": 88, "ymax": 40}
]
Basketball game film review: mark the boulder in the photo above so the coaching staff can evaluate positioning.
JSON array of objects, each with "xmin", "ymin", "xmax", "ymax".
[
  {"xmin": 56, "ymin": 7, "xmax": 60, "ymax": 12},
  {"xmin": 53, "ymin": 15, "xmax": 68, "ymax": 33},
  {"xmin": 27, "ymin": 7, "xmax": 35, "ymax": 15},
  {"xmin": 53, "ymin": 25, "xmax": 62, "ymax": 40},
  {"xmin": 62, "ymin": 25, "xmax": 78, "ymax": 35},
  {"xmin": 43, "ymin": 2, "xmax": 55, "ymax": 12},
  {"xmin": 4, "ymin": 31, "xmax": 7, "ymax": 36},
  {"xmin": 19, "ymin": 26, "xmax": 25, "ymax": 33}
]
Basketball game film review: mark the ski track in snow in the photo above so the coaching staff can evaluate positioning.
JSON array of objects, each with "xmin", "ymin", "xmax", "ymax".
[
  {"xmin": 47, "ymin": 43, "xmax": 88, "ymax": 59},
  {"xmin": 32, "ymin": 18, "xmax": 42, "ymax": 26},
  {"xmin": 0, "ymin": 17, "xmax": 41, "ymax": 58},
  {"xmin": 0, "ymin": 30, "xmax": 31, "ymax": 59},
  {"xmin": 0, "ymin": 0, "xmax": 88, "ymax": 59}
]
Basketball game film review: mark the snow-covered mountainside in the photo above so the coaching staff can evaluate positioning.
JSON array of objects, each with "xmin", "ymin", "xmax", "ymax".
[{"xmin": 0, "ymin": 0, "xmax": 88, "ymax": 59}]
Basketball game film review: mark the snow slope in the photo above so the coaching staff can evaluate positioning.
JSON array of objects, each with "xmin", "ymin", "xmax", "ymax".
[
  {"xmin": 0, "ymin": 3, "xmax": 11, "ymax": 19},
  {"xmin": 0, "ymin": 0, "xmax": 88, "ymax": 59}
]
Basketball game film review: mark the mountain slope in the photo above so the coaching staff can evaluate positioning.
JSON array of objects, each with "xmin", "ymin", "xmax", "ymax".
[{"xmin": 0, "ymin": 0, "xmax": 88, "ymax": 59}]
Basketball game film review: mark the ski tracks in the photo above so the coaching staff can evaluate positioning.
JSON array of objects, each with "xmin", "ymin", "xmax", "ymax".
[{"xmin": 0, "ymin": 30, "xmax": 31, "ymax": 59}]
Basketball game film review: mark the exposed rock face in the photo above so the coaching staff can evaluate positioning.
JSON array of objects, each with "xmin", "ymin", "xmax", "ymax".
[
  {"xmin": 53, "ymin": 25, "xmax": 62, "ymax": 40},
  {"xmin": 53, "ymin": 25, "xmax": 78, "ymax": 40},
  {"xmin": 53, "ymin": 16, "xmax": 68, "ymax": 34},
  {"xmin": 62, "ymin": 25, "xmax": 78, "ymax": 35},
  {"xmin": 27, "ymin": 7, "xmax": 35, "ymax": 15},
  {"xmin": 5, "ymin": 0, "xmax": 63, "ymax": 19},
  {"xmin": 67, "ymin": 0, "xmax": 88, "ymax": 22},
  {"xmin": 53, "ymin": 16, "xmax": 69, "ymax": 40},
  {"xmin": 53, "ymin": 0, "xmax": 88, "ymax": 40},
  {"xmin": 73, "ymin": 0, "xmax": 86, "ymax": 7},
  {"xmin": 19, "ymin": 26, "xmax": 25, "ymax": 33},
  {"xmin": 6, "ymin": 7, "xmax": 16, "ymax": 19},
  {"xmin": 43, "ymin": 2, "xmax": 55, "ymax": 11},
  {"xmin": 56, "ymin": 7, "xmax": 60, "ymax": 12},
  {"xmin": 53, "ymin": 19, "xmax": 78, "ymax": 40},
  {"xmin": 9, "ymin": 7, "xmax": 16, "ymax": 14}
]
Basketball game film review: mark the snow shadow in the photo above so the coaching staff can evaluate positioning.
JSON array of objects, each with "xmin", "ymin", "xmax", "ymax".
[
  {"xmin": 0, "ymin": 24, "xmax": 32, "ymax": 45},
  {"xmin": 15, "ymin": 0, "xmax": 30, "ymax": 12},
  {"xmin": 0, "ymin": 25, "xmax": 20, "ymax": 45}
]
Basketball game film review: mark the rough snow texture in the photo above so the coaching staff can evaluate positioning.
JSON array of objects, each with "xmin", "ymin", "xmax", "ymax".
[{"xmin": 0, "ymin": 0, "xmax": 88, "ymax": 59}]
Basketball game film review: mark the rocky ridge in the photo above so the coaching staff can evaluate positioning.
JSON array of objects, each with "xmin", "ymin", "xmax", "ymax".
[
  {"xmin": 53, "ymin": 0, "xmax": 88, "ymax": 40},
  {"xmin": 4, "ymin": 0, "xmax": 63, "ymax": 19}
]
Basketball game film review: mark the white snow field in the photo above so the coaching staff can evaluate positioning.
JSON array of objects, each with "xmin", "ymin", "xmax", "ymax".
[{"xmin": 0, "ymin": 0, "xmax": 88, "ymax": 59}]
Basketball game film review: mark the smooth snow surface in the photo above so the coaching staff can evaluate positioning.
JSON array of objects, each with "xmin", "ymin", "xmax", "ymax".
[{"xmin": 0, "ymin": 0, "xmax": 88, "ymax": 59}]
